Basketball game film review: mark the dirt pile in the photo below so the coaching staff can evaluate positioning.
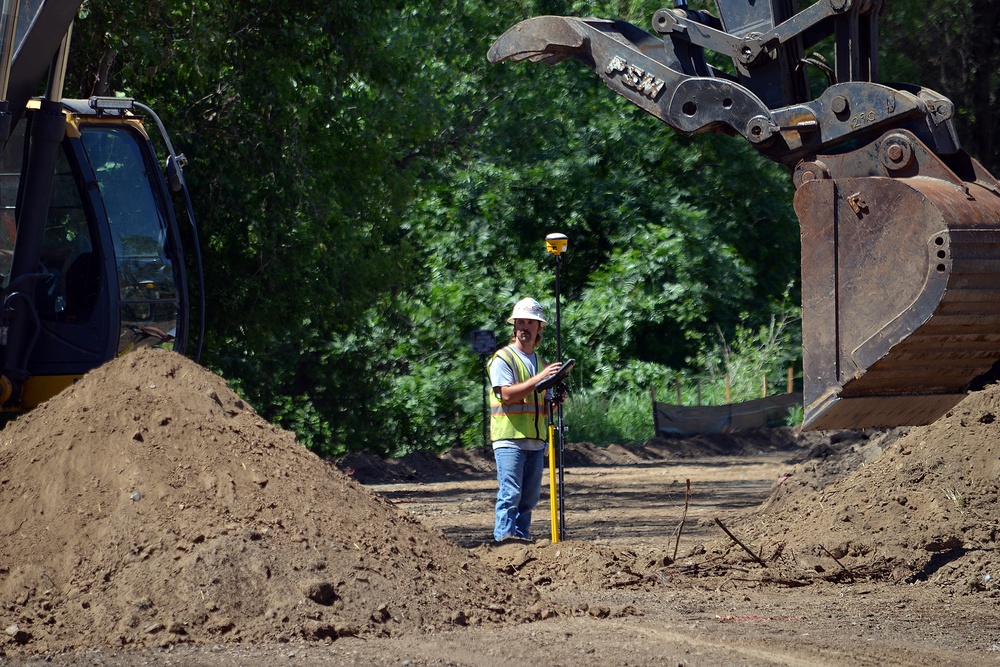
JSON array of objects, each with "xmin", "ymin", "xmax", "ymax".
[
  {"xmin": 0, "ymin": 349, "xmax": 542, "ymax": 655},
  {"xmin": 732, "ymin": 386, "xmax": 1000, "ymax": 591}
]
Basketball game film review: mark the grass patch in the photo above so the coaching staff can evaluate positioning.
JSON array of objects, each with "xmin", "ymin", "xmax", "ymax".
[{"xmin": 563, "ymin": 388, "xmax": 652, "ymax": 446}]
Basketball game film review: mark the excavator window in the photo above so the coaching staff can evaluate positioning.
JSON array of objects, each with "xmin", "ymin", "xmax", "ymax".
[
  {"xmin": 0, "ymin": 116, "xmax": 182, "ymax": 348},
  {"xmin": 45, "ymin": 147, "xmax": 98, "ymax": 323},
  {"xmin": 78, "ymin": 126, "xmax": 181, "ymax": 353},
  {"xmin": 0, "ymin": 119, "xmax": 100, "ymax": 324}
]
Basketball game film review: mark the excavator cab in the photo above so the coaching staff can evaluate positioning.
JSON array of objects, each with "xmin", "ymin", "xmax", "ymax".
[
  {"xmin": 489, "ymin": 1, "xmax": 1000, "ymax": 430},
  {"xmin": 0, "ymin": 100, "xmax": 194, "ymax": 409},
  {"xmin": 0, "ymin": 0, "xmax": 203, "ymax": 412}
]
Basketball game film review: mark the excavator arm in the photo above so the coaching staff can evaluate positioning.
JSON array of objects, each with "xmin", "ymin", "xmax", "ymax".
[
  {"xmin": 3, "ymin": 0, "xmax": 82, "ymax": 120},
  {"xmin": 490, "ymin": 1, "xmax": 1000, "ymax": 430}
]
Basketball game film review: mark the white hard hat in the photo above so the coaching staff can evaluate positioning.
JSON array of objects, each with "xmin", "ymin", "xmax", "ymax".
[{"xmin": 507, "ymin": 297, "xmax": 548, "ymax": 326}]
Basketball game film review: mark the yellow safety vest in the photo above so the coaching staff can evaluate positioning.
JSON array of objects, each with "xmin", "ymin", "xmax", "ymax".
[{"xmin": 490, "ymin": 346, "xmax": 546, "ymax": 441}]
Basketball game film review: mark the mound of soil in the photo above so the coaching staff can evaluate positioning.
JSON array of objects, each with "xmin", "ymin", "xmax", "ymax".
[
  {"xmin": 730, "ymin": 386, "xmax": 1000, "ymax": 591},
  {"xmin": 0, "ymin": 349, "xmax": 542, "ymax": 655}
]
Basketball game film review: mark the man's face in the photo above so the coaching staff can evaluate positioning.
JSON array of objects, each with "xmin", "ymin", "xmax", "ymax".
[{"xmin": 514, "ymin": 318, "xmax": 541, "ymax": 346}]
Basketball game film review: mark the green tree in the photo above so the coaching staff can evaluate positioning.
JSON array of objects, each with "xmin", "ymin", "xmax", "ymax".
[
  {"xmin": 882, "ymin": 0, "xmax": 1000, "ymax": 172},
  {"xmin": 380, "ymin": 1, "xmax": 800, "ymax": 451},
  {"xmin": 61, "ymin": 0, "xmax": 805, "ymax": 456},
  {"xmin": 67, "ymin": 0, "xmax": 427, "ymax": 452}
]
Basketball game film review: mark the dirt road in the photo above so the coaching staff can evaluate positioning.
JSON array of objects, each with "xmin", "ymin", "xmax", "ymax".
[
  {"xmin": 9, "ymin": 443, "xmax": 997, "ymax": 666},
  {"xmin": 340, "ymin": 444, "xmax": 1000, "ymax": 667},
  {"xmin": 375, "ymin": 453, "xmax": 789, "ymax": 547}
]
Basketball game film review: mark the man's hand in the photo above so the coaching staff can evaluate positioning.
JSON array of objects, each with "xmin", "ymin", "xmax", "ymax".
[
  {"xmin": 538, "ymin": 361, "xmax": 563, "ymax": 381},
  {"xmin": 499, "ymin": 361, "xmax": 563, "ymax": 404}
]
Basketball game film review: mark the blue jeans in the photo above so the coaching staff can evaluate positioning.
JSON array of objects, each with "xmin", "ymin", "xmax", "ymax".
[{"xmin": 493, "ymin": 446, "xmax": 545, "ymax": 541}]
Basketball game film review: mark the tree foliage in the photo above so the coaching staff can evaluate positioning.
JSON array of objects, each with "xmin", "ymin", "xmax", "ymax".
[
  {"xmin": 56, "ymin": 0, "xmax": 990, "ymax": 456},
  {"xmin": 881, "ymin": 0, "xmax": 1000, "ymax": 173},
  {"xmin": 68, "ymin": 0, "xmax": 425, "ymax": 450},
  {"xmin": 383, "ymin": 2, "xmax": 800, "ymax": 451}
]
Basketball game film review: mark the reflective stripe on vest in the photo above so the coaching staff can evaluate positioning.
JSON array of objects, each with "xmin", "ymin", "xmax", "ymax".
[{"xmin": 489, "ymin": 346, "xmax": 546, "ymax": 441}]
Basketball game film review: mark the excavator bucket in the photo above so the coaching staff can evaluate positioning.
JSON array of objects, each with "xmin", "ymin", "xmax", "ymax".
[
  {"xmin": 795, "ymin": 135, "xmax": 1000, "ymax": 429},
  {"xmin": 488, "ymin": 6, "xmax": 1000, "ymax": 430}
]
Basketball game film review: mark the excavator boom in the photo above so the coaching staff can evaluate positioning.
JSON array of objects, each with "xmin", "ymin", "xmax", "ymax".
[
  {"xmin": 489, "ymin": 2, "xmax": 1000, "ymax": 430},
  {"xmin": 4, "ymin": 0, "xmax": 80, "ymax": 119}
]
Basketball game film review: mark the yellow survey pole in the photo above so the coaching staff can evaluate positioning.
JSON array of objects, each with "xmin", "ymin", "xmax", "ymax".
[
  {"xmin": 548, "ymin": 417, "xmax": 560, "ymax": 542},
  {"xmin": 545, "ymin": 232, "xmax": 568, "ymax": 540}
]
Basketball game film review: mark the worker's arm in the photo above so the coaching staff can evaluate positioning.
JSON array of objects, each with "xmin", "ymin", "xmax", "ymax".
[{"xmin": 498, "ymin": 361, "xmax": 562, "ymax": 404}]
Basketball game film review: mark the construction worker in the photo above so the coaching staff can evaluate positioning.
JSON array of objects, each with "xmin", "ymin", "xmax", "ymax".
[{"xmin": 488, "ymin": 297, "xmax": 562, "ymax": 543}]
